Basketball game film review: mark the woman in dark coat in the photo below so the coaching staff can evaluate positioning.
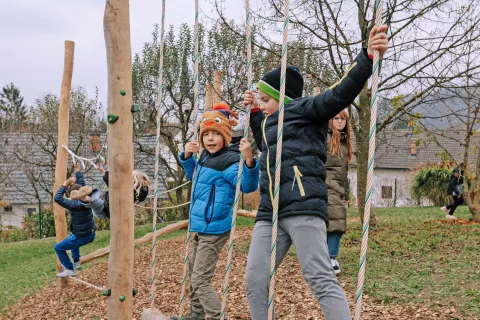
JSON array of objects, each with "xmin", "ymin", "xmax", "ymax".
[{"xmin": 325, "ymin": 108, "xmax": 353, "ymax": 275}]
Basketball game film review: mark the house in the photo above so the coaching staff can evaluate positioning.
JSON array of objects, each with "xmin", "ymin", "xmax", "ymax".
[
  {"xmin": 0, "ymin": 131, "xmax": 181, "ymax": 229},
  {"xmin": 348, "ymin": 129, "xmax": 480, "ymax": 207}
]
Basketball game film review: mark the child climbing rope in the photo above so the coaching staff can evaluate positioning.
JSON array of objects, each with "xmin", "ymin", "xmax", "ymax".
[
  {"xmin": 242, "ymin": 25, "xmax": 389, "ymax": 319},
  {"xmin": 172, "ymin": 103, "xmax": 259, "ymax": 320},
  {"xmin": 96, "ymin": 161, "xmax": 151, "ymax": 218},
  {"xmin": 326, "ymin": 109, "xmax": 353, "ymax": 276},
  {"xmin": 53, "ymin": 166, "xmax": 99, "ymax": 277}
]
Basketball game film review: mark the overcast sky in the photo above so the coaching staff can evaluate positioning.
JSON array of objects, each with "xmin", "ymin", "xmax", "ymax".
[{"xmin": 0, "ymin": 0, "xmax": 259, "ymax": 107}]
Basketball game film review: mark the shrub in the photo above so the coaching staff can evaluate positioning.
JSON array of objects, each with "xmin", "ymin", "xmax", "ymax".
[
  {"xmin": 0, "ymin": 226, "xmax": 29, "ymax": 243},
  {"xmin": 411, "ymin": 164, "xmax": 452, "ymax": 206}
]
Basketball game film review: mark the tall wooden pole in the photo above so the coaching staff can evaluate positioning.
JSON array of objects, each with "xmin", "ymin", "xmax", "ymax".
[
  {"xmin": 212, "ymin": 71, "xmax": 223, "ymax": 105},
  {"xmin": 205, "ymin": 83, "xmax": 214, "ymax": 110},
  {"xmin": 104, "ymin": 1, "xmax": 134, "ymax": 319},
  {"xmin": 53, "ymin": 40, "xmax": 75, "ymax": 289}
]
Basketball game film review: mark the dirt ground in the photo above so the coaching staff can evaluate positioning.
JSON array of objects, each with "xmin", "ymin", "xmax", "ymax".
[{"xmin": 2, "ymin": 228, "xmax": 462, "ymax": 319}]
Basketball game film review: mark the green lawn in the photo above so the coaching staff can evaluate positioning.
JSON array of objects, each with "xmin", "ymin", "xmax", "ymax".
[{"xmin": 1, "ymin": 209, "xmax": 480, "ymax": 318}]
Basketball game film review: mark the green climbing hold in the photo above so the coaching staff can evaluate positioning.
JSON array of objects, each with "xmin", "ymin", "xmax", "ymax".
[
  {"xmin": 132, "ymin": 288, "xmax": 138, "ymax": 296},
  {"xmin": 120, "ymin": 90, "xmax": 126, "ymax": 96},
  {"xmin": 107, "ymin": 114, "xmax": 119, "ymax": 124},
  {"xmin": 101, "ymin": 289, "xmax": 111, "ymax": 297},
  {"xmin": 119, "ymin": 295, "xmax": 126, "ymax": 302},
  {"xmin": 131, "ymin": 104, "xmax": 140, "ymax": 113}
]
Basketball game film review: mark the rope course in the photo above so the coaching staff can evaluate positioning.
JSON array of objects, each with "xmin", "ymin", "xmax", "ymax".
[
  {"xmin": 135, "ymin": 201, "xmax": 191, "ymax": 211},
  {"xmin": 62, "ymin": 144, "xmax": 107, "ymax": 169},
  {"xmin": 69, "ymin": 276, "xmax": 105, "ymax": 292},
  {"xmin": 219, "ymin": 0, "xmax": 253, "ymax": 318},
  {"xmin": 268, "ymin": 2, "xmax": 290, "ymax": 319},
  {"xmin": 354, "ymin": 1, "xmax": 384, "ymax": 319}
]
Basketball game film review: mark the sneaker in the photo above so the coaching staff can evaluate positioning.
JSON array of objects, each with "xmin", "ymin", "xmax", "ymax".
[
  {"xmin": 73, "ymin": 261, "xmax": 82, "ymax": 270},
  {"xmin": 441, "ymin": 206, "xmax": 450, "ymax": 214},
  {"xmin": 330, "ymin": 257, "xmax": 341, "ymax": 275},
  {"xmin": 56, "ymin": 268, "xmax": 76, "ymax": 277},
  {"xmin": 446, "ymin": 214, "xmax": 457, "ymax": 220}
]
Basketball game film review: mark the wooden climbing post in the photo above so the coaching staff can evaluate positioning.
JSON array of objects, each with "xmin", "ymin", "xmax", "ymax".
[
  {"xmin": 104, "ymin": 1, "xmax": 135, "ymax": 319},
  {"xmin": 53, "ymin": 40, "xmax": 75, "ymax": 289},
  {"xmin": 205, "ymin": 83, "xmax": 214, "ymax": 110},
  {"xmin": 212, "ymin": 71, "xmax": 223, "ymax": 105}
]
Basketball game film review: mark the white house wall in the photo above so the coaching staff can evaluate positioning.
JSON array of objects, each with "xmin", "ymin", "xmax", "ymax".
[{"xmin": 348, "ymin": 168, "xmax": 431, "ymax": 208}]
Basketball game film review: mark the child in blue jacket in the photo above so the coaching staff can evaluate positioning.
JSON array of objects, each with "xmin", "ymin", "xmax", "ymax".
[
  {"xmin": 53, "ymin": 169, "xmax": 99, "ymax": 277},
  {"xmin": 176, "ymin": 103, "xmax": 259, "ymax": 320}
]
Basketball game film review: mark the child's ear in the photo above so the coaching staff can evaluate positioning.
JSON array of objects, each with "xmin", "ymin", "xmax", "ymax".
[{"xmin": 229, "ymin": 119, "xmax": 238, "ymax": 127}]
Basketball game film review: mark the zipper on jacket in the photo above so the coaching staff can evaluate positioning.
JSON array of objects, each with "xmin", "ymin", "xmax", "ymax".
[
  {"xmin": 204, "ymin": 185, "xmax": 215, "ymax": 224},
  {"xmin": 292, "ymin": 166, "xmax": 306, "ymax": 196},
  {"xmin": 262, "ymin": 118, "xmax": 275, "ymax": 205}
]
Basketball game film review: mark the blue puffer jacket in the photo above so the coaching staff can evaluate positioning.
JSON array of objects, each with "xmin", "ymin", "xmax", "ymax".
[
  {"xmin": 179, "ymin": 148, "xmax": 259, "ymax": 234},
  {"xmin": 54, "ymin": 171, "xmax": 97, "ymax": 237}
]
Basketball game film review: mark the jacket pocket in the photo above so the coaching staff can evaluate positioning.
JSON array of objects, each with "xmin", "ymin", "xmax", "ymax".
[
  {"xmin": 292, "ymin": 166, "xmax": 306, "ymax": 197},
  {"xmin": 204, "ymin": 185, "xmax": 216, "ymax": 224}
]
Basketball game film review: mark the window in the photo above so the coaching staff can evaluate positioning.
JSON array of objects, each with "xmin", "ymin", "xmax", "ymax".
[
  {"xmin": 27, "ymin": 208, "xmax": 37, "ymax": 217},
  {"xmin": 410, "ymin": 143, "xmax": 417, "ymax": 156},
  {"xmin": 4, "ymin": 205, "xmax": 13, "ymax": 212},
  {"xmin": 381, "ymin": 186, "xmax": 393, "ymax": 199}
]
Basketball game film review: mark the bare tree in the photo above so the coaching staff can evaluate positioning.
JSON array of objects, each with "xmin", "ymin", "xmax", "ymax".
[{"xmin": 214, "ymin": 0, "xmax": 480, "ymax": 222}]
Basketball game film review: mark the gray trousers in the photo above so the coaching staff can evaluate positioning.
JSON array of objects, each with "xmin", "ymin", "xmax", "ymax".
[
  {"xmin": 246, "ymin": 216, "xmax": 352, "ymax": 320},
  {"xmin": 188, "ymin": 232, "xmax": 229, "ymax": 319}
]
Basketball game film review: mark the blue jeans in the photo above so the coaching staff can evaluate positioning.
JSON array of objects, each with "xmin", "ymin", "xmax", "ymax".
[
  {"xmin": 54, "ymin": 233, "xmax": 96, "ymax": 270},
  {"xmin": 327, "ymin": 232, "xmax": 343, "ymax": 258}
]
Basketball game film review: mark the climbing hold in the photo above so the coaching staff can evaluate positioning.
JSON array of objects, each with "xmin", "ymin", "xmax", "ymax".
[
  {"xmin": 107, "ymin": 114, "xmax": 119, "ymax": 124},
  {"xmin": 119, "ymin": 295, "xmax": 125, "ymax": 302},
  {"xmin": 101, "ymin": 289, "xmax": 111, "ymax": 297},
  {"xmin": 120, "ymin": 90, "xmax": 126, "ymax": 96},
  {"xmin": 132, "ymin": 288, "xmax": 138, "ymax": 296},
  {"xmin": 131, "ymin": 104, "xmax": 140, "ymax": 113}
]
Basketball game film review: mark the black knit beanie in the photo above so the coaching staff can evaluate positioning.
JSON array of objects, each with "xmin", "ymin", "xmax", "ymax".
[{"xmin": 257, "ymin": 65, "xmax": 304, "ymax": 104}]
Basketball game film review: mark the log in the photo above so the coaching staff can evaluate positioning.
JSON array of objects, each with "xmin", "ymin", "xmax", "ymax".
[
  {"xmin": 212, "ymin": 71, "xmax": 223, "ymax": 105},
  {"xmin": 53, "ymin": 40, "xmax": 75, "ymax": 289},
  {"xmin": 205, "ymin": 83, "xmax": 213, "ymax": 110},
  {"xmin": 104, "ymin": 0, "xmax": 134, "ymax": 318},
  {"xmin": 80, "ymin": 210, "xmax": 257, "ymax": 264}
]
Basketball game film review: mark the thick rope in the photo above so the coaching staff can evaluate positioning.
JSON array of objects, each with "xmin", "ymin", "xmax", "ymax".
[
  {"xmin": 135, "ymin": 201, "xmax": 191, "ymax": 210},
  {"xmin": 63, "ymin": 144, "xmax": 107, "ymax": 169},
  {"xmin": 178, "ymin": 1, "xmax": 200, "ymax": 317},
  {"xmin": 147, "ymin": 181, "xmax": 191, "ymax": 197},
  {"xmin": 354, "ymin": 1, "xmax": 383, "ymax": 319},
  {"xmin": 69, "ymin": 276, "xmax": 105, "ymax": 291},
  {"xmin": 150, "ymin": 0, "xmax": 166, "ymax": 309},
  {"xmin": 268, "ymin": 2, "xmax": 289, "ymax": 319},
  {"xmin": 219, "ymin": 1, "xmax": 253, "ymax": 318}
]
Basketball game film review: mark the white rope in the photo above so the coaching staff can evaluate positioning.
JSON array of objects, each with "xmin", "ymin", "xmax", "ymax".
[
  {"xmin": 62, "ymin": 144, "xmax": 107, "ymax": 169},
  {"xmin": 69, "ymin": 276, "xmax": 105, "ymax": 292},
  {"xmin": 135, "ymin": 201, "xmax": 191, "ymax": 210},
  {"xmin": 147, "ymin": 181, "xmax": 191, "ymax": 198}
]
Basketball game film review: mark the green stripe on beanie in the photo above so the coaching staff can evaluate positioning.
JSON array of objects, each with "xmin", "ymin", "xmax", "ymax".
[{"xmin": 257, "ymin": 80, "xmax": 292, "ymax": 105}]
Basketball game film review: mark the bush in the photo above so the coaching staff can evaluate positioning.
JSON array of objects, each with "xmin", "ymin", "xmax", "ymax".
[
  {"xmin": 411, "ymin": 164, "xmax": 452, "ymax": 206},
  {"xmin": 0, "ymin": 226, "xmax": 29, "ymax": 243},
  {"xmin": 23, "ymin": 208, "xmax": 56, "ymax": 238}
]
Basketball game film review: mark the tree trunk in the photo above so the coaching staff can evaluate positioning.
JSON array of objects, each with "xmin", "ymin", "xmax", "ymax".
[
  {"xmin": 53, "ymin": 40, "xmax": 74, "ymax": 289},
  {"xmin": 356, "ymin": 92, "xmax": 377, "ymax": 226},
  {"xmin": 104, "ymin": 1, "xmax": 134, "ymax": 318}
]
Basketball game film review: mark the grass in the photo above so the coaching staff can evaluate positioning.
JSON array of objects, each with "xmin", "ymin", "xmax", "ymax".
[{"xmin": 2, "ymin": 209, "xmax": 480, "ymax": 318}]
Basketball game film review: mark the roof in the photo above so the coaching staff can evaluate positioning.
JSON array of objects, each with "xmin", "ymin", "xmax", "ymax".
[
  {"xmin": 372, "ymin": 129, "xmax": 479, "ymax": 170},
  {"xmin": 0, "ymin": 133, "xmax": 177, "ymax": 205}
]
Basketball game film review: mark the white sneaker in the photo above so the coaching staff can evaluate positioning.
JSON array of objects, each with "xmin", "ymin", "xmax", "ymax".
[
  {"xmin": 330, "ymin": 258, "xmax": 341, "ymax": 275},
  {"xmin": 441, "ymin": 206, "xmax": 450, "ymax": 214},
  {"xmin": 56, "ymin": 268, "xmax": 76, "ymax": 277},
  {"xmin": 446, "ymin": 214, "xmax": 457, "ymax": 220},
  {"xmin": 73, "ymin": 261, "xmax": 82, "ymax": 270}
]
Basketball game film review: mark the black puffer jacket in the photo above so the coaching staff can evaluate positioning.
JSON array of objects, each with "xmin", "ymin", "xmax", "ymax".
[
  {"xmin": 325, "ymin": 128, "xmax": 350, "ymax": 233},
  {"xmin": 250, "ymin": 50, "xmax": 372, "ymax": 223}
]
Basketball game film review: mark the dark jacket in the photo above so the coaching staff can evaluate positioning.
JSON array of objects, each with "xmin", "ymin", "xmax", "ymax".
[
  {"xmin": 102, "ymin": 171, "xmax": 149, "ymax": 215},
  {"xmin": 179, "ymin": 148, "xmax": 259, "ymax": 234},
  {"xmin": 250, "ymin": 50, "xmax": 372, "ymax": 224},
  {"xmin": 54, "ymin": 171, "xmax": 96, "ymax": 237},
  {"xmin": 447, "ymin": 174, "xmax": 463, "ymax": 196},
  {"xmin": 325, "ymin": 128, "xmax": 350, "ymax": 233}
]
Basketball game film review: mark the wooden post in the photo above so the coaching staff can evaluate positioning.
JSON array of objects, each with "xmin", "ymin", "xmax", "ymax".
[
  {"xmin": 205, "ymin": 83, "xmax": 214, "ymax": 110},
  {"xmin": 104, "ymin": 1, "xmax": 134, "ymax": 319},
  {"xmin": 212, "ymin": 71, "xmax": 223, "ymax": 105},
  {"xmin": 53, "ymin": 40, "xmax": 75, "ymax": 289}
]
